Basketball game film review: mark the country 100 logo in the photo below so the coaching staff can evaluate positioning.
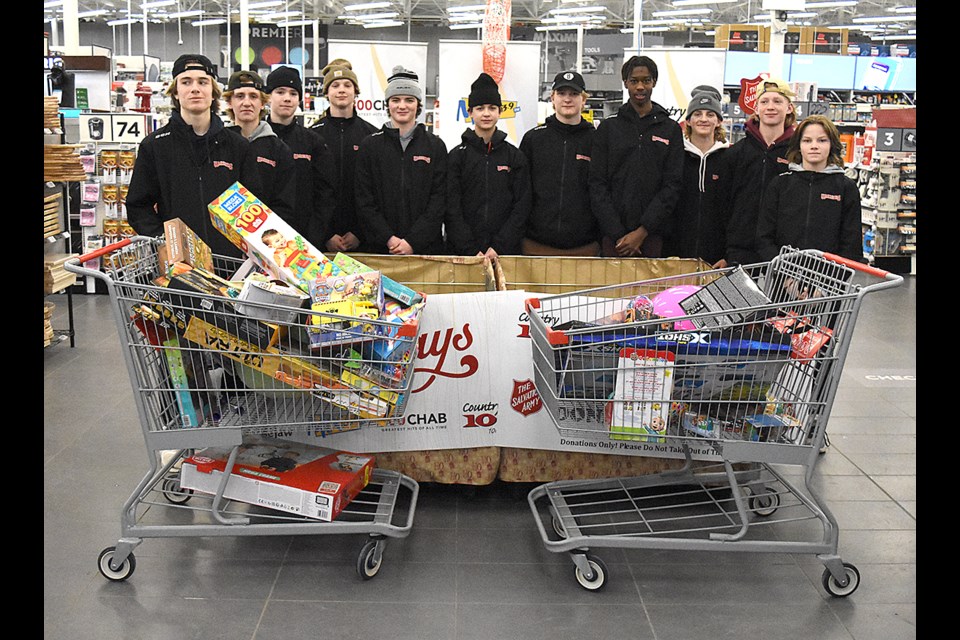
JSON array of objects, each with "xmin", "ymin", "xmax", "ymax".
[{"xmin": 457, "ymin": 98, "xmax": 521, "ymax": 123}]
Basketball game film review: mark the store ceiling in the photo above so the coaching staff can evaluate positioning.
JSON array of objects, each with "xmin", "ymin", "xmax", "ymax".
[{"xmin": 45, "ymin": 1, "xmax": 918, "ymax": 40}]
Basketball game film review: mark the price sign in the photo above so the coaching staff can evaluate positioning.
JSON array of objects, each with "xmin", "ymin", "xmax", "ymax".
[
  {"xmin": 875, "ymin": 127, "xmax": 902, "ymax": 152},
  {"xmin": 78, "ymin": 113, "xmax": 151, "ymax": 144}
]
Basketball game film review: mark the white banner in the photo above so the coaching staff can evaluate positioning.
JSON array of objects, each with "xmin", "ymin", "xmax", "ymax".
[
  {"xmin": 436, "ymin": 40, "xmax": 541, "ymax": 151},
  {"xmin": 326, "ymin": 40, "xmax": 429, "ymax": 128},
  {"xmin": 291, "ymin": 290, "xmax": 718, "ymax": 461},
  {"xmin": 622, "ymin": 48, "xmax": 727, "ymax": 122}
]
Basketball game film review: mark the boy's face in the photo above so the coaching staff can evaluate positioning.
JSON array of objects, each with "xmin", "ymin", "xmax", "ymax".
[
  {"xmin": 469, "ymin": 103, "xmax": 501, "ymax": 135},
  {"xmin": 229, "ymin": 87, "xmax": 263, "ymax": 125},
  {"xmin": 551, "ymin": 88, "xmax": 585, "ymax": 120},
  {"xmin": 624, "ymin": 65, "xmax": 656, "ymax": 109},
  {"xmin": 388, "ymin": 95, "xmax": 418, "ymax": 127},
  {"xmin": 688, "ymin": 109, "xmax": 721, "ymax": 138},
  {"xmin": 327, "ymin": 79, "xmax": 357, "ymax": 110},
  {"xmin": 756, "ymin": 91, "xmax": 793, "ymax": 127},
  {"xmin": 175, "ymin": 70, "xmax": 214, "ymax": 115},
  {"xmin": 268, "ymin": 86, "xmax": 299, "ymax": 121}
]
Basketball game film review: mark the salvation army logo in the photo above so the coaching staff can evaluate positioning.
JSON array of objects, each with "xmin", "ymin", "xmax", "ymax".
[
  {"xmin": 738, "ymin": 74, "xmax": 766, "ymax": 116},
  {"xmin": 510, "ymin": 379, "xmax": 542, "ymax": 416}
]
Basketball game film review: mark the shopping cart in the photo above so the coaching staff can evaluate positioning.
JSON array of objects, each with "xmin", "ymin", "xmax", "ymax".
[
  {"xmin": 64, "ymin": 237, "xmax": 422, "ymax": 582},
  {"xmin": 523, "ymin": 247, "xmax": 902, "ymax": 595}
]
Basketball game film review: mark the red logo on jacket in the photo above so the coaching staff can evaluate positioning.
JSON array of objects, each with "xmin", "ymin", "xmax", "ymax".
[
  {"xmin": 256, "ymin": 156, "xmax": 276, "ymax": 167},
  {"xmin": 293, "ymin": 153, "xmax": 312, "ymax": 161},
  {"xmin": 413, "ymin": 155, "xmax": 431, "ymax": 164},
  {"xmin": 212, "ymin": 160, "xmax": 234, "ymax": 170},
  {"xmin": 821, "ymin": 193, "xmax": 841, "ymax": 201},
  {"xmin": 651, "ymin": 136, "xmax": 670, "ymax": 145},
  {"xmin": 575, "ymin": 154, "xmax": 591, "ymax": 161},
  {"xmin": 497, "ymin": 165, "xmax": 511, "ymax": 172}
]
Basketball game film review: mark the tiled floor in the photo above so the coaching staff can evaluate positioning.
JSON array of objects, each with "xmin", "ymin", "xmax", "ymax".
[{"xmin": 44, "ymin": 273, "xmax": 916, "ymax": 640}]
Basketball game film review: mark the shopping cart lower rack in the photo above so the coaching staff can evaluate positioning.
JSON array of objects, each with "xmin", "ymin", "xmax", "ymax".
[
  {"xmin": 523, "ymin": 247, "xmax": 902, "ymax": 595},
  {"xmin": 66, "ymin": 237, "xmax": 423, "ymax": 582}
]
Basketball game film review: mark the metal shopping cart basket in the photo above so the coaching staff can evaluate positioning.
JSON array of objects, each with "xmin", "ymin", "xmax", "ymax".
[
  {"xmin": 65, "ymin": 237, "xmax": 423, "ymax": 582},
  {"xmin": 523, "ymin": 247, "xmax": 902, "ymax": 595}
]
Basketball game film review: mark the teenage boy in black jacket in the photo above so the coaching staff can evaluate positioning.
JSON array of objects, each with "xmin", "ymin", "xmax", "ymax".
[
  {"xmin": 264, "ymin": 66, "xmax": 335, "ymax": 247},
  {"xmin": 223, "ymin": 70, "xmax": 297, "ymax": 226},
  {"xmin": 518, "ymin": 71, "xmax": 598, "ymax": 256},
  {"xmin": 355, "ymin": 66, "xmax": 447, "ymax": 255},
  {"xmin": 445, "ymin": 72, "xmax": 530, "ymax": 259},
  {"xmin": 310, "ymin": 59, "xmax": 378, "ymax": 253},
  {"xmin": 590, "ymin": 55, "xmax": 684, "ymax": 258},
  {"xmin": 126, "ymin": 54, "xmax": 262, "ymax": 258}
]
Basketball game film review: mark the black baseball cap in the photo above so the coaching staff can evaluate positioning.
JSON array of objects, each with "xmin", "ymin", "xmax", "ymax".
[
  {"xmin": 172, "ymin": 54, "xmax": 217, "ymax": 79},
  {"xmin": 552, "ymin": 70, "xmax": 586, "ymax": 92}
]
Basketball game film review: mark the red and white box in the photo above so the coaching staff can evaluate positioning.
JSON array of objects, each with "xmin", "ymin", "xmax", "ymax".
[{"xmin": 180, "ymin": 434, "xmax": 375, "ymax": 521}]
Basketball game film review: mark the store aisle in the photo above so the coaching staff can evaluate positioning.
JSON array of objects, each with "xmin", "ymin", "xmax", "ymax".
[{"xmin": 43, "ymin": 274, "xmax": 916, "ymax": 640}]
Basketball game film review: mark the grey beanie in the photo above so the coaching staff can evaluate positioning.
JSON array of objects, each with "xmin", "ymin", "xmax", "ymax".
[
  {"xmin": 385, "ymin": 65, "xmax": 422, "ymax": 102},
  {"xmin": 686, "ymin": 89, "xmax": 723, "ymax": 120}
]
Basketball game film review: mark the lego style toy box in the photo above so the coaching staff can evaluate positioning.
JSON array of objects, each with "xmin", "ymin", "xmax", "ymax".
[
  {"xmin": 180, "ymin": 434, "xmax": 375, "ymax": 522},
  {"xmin": 208, "ymin": 182, "xmax": 339, "ymax": 294}
]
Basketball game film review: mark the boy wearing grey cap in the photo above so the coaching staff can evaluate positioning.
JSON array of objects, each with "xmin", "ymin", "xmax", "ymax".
[
  {"xmin": 126, "ymin": 54, "xmax": 263, "ymax": 259},
  {"xmin": 663, "ymin": 86, "xmax": 731, "ymax": 266},
  {"xmin": 355, "ymin": 65, "xmax": 447, "ymax": 255}
]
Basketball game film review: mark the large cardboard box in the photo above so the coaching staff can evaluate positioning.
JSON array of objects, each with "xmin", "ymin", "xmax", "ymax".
[
  {"xmin": 181, "ymin": 434, "xmax": 374, "ymax": 521},
  {"xmin": 164, "ymin": 218, "xmax": 214, "ymax": 271},
  {"xmin": 348, "ymin": 254, "xmax": 497, "ymax": 296}
]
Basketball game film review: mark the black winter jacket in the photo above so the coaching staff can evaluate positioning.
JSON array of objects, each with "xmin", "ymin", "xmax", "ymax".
[
  {"xmin": 226, "ymin": 122, "xmax": 297, "ymax": 229},
  {"xmin": 757, "ymin": 164, "xmax": 862, "ymax": 263},
  {"xmin": 663, "ymin": 138, "xmax": 731, "ymax": 265},
  {"xmin": 355, "ymin": 124, "xmax": 448, "ymax": 255},
  {"xmin": 445, "ymin": 128, "xmax": 531, "ymax": 256},
  {"xmin": 589, "ymin": 101, "xmax": 685, "ymax": 241},
  {"xmin": 269, "ymin": 118, "xmax": 336, "ymax": 247},
  {"xmin": 310, "ymin": 110, "xmax": 378, "ymax": 247},
  {"xmin": 723, "ymin": 118, "xmax": 795, "ymax": 265},
  {"xmin": 126, "ymin": 110, "xmax": 263, "ymax": 258},
  {"xmin": 518, "ymin": 115, "xmax": 597, "ymax": 249}
]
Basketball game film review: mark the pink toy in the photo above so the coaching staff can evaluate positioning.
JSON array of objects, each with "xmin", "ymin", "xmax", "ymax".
[{"xmin": 651, "ymin": 285, "xmax": 702, "ymax": 331}]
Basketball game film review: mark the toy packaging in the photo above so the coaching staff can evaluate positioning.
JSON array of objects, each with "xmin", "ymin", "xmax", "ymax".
[
  {"xmin": 235, "ymin": 274, "xmax": 310, "ymax": 324},
  {"xmin": 180, "ymin": 434, "xmax": 375, "ymax": 522},
  {"xmin": 208, "ymin": 182, "xmax": 340, "ymax": 293},
  {"xmin": 608, "ymin": 348, "xmax": 675, "ymax": 443},
  {"xmin": 678, "ymin": 267, "xmax": 771, "ymax": 329},
  {"xmin": 307, "ymin": 299, "xmax": 382, "ymax": 349},
  {"xmin": 332, "ymin": 252, "xmax": 422, "ymax": 306},
  {"xmin": 164, "ymin": 217, "xmax": 214, "ymax": 272}
]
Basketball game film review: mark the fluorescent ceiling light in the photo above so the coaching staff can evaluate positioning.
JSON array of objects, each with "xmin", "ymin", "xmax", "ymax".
[
  {"xmin": 672, "ymin": 0, "xmax": 737, "ymax": 5},
  {"xmin": 167, "ymin": 10, "xmax": 204, "ymax": 18},
  {"xmin": 106, "ymin": 18, "xmax": 139, "ymax": 26},
  {"xmin": 448, "ymin": 4, "xmax": 488, "ymax": 11},
  {"xmin": 277, "ymin": 20, "xmax": 315, "ymax": 27},
  {"xmin": 541, "ymin": 15, "xmax": 605, "ymax": 24},
  {"xmin": 78, "ymin": 9, "xmax": 109, "ymax": 17},
  {"xmin": 193, "ymin": 18, "xmax": 226, "ymax": 26},
  {"xmin": 362, "ymin": 20, "xmax": 404, "ymax": 28},
  {"xmin": 803, "ymin": 1, "xmax": 858, "ymax": 7},
  {"xmin": 262, "ymin": 11, "xmax": 301, "ymax": 19},
  {"xmin": 448, "ymin": 22, "xmax": 483, "ymax": 30},
  {"xmin": 892, "ymin": 6, "xmax": 917, "ymax": 12},
  {"xmin": 621, "ymin": 26, "xmax": 670, "ymax": 33},
  {"xmin": 142, "ymin": 0, "xmax": 176, "ymax": 8},
  {"xmin": 449, "ymin": 13, "xmax": 484, "ymax": 21},
  {"xmin": 248, "ymin": 0, "xmax": 285, "ymax": 7},
  {"xmin": 535, "ymin": 25, "xmax": 579, "ymax": 31},
  {"xmin": 355, "ymin": 12, "xmax": 399, "ymax": 20},
  {"xmin": 43, "ymin": 1, "xmax": 63, "ymax": 7},
  {"xmin": 344, "ymin": 2, "xmax": 392, "ymax": 10},
  {"xmin": 652, "ymin": 8, "xmax": 710, "ymax": 17},
  {"xmin": 871, "ymin": 34, "xmax": 916, "ymax": 40},
  {"xmin": 853, "ymin": 15, "xmax": 916, "ymax": 22},
  {"xmin": 789, "ymin": 12, "xmax": 817, "ymax": 18},
  {"xmin": 548, "ymin": 6, "xmax": 607, "ymax": 14}
]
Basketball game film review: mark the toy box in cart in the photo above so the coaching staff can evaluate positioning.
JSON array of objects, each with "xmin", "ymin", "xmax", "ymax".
[{"xmin": 180, "ymin": 434, "xmax": 375, "ymax": 522}]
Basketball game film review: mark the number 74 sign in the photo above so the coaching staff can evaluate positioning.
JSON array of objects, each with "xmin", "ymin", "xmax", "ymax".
[{"xmin": 78, "ymin": 113, "xmax": 152, "ymax": 144}]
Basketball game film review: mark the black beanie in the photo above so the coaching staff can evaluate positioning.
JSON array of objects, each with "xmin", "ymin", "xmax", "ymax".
[
  {"xmin": 265, "ymin": 66, "xmax": 302, "ymax": 97},
  {"xmin": 468, "ymin": 73, "xmax": 502, "ymax": 109}
]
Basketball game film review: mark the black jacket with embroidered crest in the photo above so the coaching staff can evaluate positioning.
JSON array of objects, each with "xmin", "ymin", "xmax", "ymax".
[
  {"xmin": 354, "ymin": 123, "xmax": 448, "ymax": 254},
  {"xmin": 589, "ymin": 101, "xmax": 685, "ymax": 242},
  {"xmin": 445, "ymin": 127, "xmax": 531, "ymax": 256},
  {"xmin": 310, "ymin": 110, "xmax": 378, "ymax": 247},
  {"xmin": 518, "ymin": 115, "xmax": 596, "ymax": 249},
  {"xmin": 126, "ymin": 110, "xmax": 264, "ymax": 258},
  {"xmin": 757, "ymin": 163, "xmax": 863, "ymax": 263},
  {"xmin": 269, "ymin": 118, "xmax": 336, "ymax": 248},
  {"xmin": 227, "ymin": 121, "xmax": 297, "ymax": 231}
]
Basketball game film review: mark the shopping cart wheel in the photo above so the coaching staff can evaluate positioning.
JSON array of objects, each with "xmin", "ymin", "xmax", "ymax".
[
  {"xmin": 821, "ymin": 562, "xmax": 860, "ymax": 597},
  {"xmin": 548, "ymin": 506, "xmax": 568, "ymax": 539},
  {"xmin": 98, "ymin": 546, "xmax": 136, "ymax": 582},
  {"xmin": 161, "ymin": 473, "xmax": 194, "ymax": 505},
  {"xmin": 574, "ymin": 555, "xmax": 608, "ymax": 592},
  {"xmin": 748, "ymin": 487, "xmax": 780, "ymax": 517},
  {"xmin": 357, "ymin": 539, "xmax": 383, "ymax": 580}
]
